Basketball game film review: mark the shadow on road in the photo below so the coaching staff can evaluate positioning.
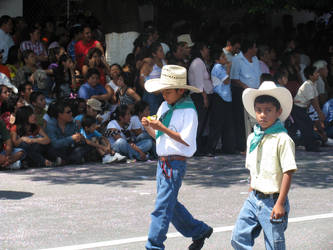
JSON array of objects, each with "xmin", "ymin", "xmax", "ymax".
[
  {"xmin": 0, "ymin": 190, "xmax": 33, "ymax": 200},
  {"xmin": 4, "ymin": 147, "xmax": 333, "ymax": 189}
]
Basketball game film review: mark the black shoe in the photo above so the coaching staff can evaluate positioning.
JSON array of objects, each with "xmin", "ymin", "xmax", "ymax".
[{"xmin": 188, "ymin": 227, "xmax": 213, "ymax": 250}]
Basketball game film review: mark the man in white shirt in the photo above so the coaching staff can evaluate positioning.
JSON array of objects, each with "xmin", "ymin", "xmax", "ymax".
[{"xmin": 0, "ymin": 15, "xmax": 14, "ymax": 64}]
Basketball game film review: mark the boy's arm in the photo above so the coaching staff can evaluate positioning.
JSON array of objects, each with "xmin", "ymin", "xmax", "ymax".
[
  {"xmin": 271, "ymin": 170, "xmax": 294, "ymax": 220},
  {"xmin": 311, "ymin": 97, "xmax": 325, "ymax": 123}
]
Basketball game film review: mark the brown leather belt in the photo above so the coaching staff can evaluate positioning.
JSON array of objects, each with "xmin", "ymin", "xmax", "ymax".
[
  {"xmin": 159, "ymin": 155, "xmax": 187, "ymax": 162},
  {"xmin": 254, "ymin": 190, "xmax": 279, "ymax": 199}
]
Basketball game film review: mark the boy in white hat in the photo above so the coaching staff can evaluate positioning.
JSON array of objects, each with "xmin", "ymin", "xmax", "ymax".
[
  {"xmin": 231, "ymin": 81, "xmax": 298, "ymax": 249},
  {"xmin": 142, "ymin": 65, "xmax": 212, "ymax": 250}
]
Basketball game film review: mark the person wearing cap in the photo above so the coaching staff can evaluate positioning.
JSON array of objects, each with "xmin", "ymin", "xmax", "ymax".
[
  {"xmin": 74, "ymin": 98, "xmax": 102, "ymax": 128},
  {"xmin": 142, "ymin": 65, "xmax": 213, "ymax": 250},
  {"xmin": 231, "ymin": 81, "xmax": 297, "ymax": 249}
]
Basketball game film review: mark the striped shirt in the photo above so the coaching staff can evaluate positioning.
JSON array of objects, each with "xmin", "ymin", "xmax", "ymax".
[{"xmin": 20, "ymin": 40, "xmax": 47, "ymax": 57}]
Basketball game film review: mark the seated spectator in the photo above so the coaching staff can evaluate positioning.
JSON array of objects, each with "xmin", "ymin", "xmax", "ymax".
[
  {"xmin": 130, "ymin": 100, "xmax": 151, "ymax": 141},
  {"xmin": 30, "ymin": 91, "xmax": 46, "ymax": 128},
  {"xmin": 13, "ymin": 49, "xmax": 36, "ymax": 87},
  {"xmin": 10, "ymin": 106, "xmax": 56, "ymax": 168},
  {"xmin": 0, "ymin": 94, "xmax": 25, "ymax": 130},
  {"xmin": 20, "ymin": 25, "xmax": 48, "ymax": 65},
  {"xmin": 53, "ymin": 54, "xmax": 76, "ymax": 99},
  {"xmin": 47, "ymin": 46, "xmax": 65, "ymax": 71},
  {"xmin": 0, "ymin": 49, "xmax": 11, "ymax": 78},
  {"xmin": 18, "ymin": 82, "xmax": 33, "ymax": 106},
  {"xmin": 323, "ymin": 96, "xmax": 333, "ymax": 138},
  {"xmin": 115, "ymin": 72, "xmax": 141, "ymax": 111},
  {"xmin": 105, "ymin": 104, "xmax": 152, "ymax": 161},
  {"xmin": 43, "ymin": 100, "xmax": 57, "ymax": 126},
  {"xmin": 0, "ymin": 84, "xmax": 10, "ymax": 107},
  {"xmin": 74, "ymin": 98, "xmax": 102, "ymax": 129},
  {"xmin": 78, "ymin": 68, "xmax": 108, "ymax": 101},
  {"xmin": 0, "ymin": 72, "xmax": 18, "ymax": 94},
  {"xmin": 80, "ymin": 115, "xmax": 126, "ymax": 164},
  {"xmin": 45, "ymin": 100, "xmax": 89, "ymax": 165},
  {"xmin": 0, "ymin": 120, "xmax": 24, "ymax": 170},
  {"xmin": 5, "ymin": 45, "xmax": 23, "ymax": 81},
  {"xmin": 291, "ymin": 66, "xmax": 324, "ymax": 151},
  {"xmin": 82, "ymin": 47, "xmax": 110, "ymax": 86}
]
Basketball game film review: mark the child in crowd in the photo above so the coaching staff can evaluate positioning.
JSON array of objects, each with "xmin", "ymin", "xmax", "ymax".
[
  {"xmin": 323, "ymin": 95, "xmax": 333, "ymax": 138},
  {"xmin": 30, "ymin": 91, "xmax": 47, "ymax": 128},
  {"xmin": 0, "ymin": 94, "xmax": 25, "ymax": 130},
  {"xmin": 80, "ymin": 115, "xmax": 126, "ymax": 164},
  {"xmin": 142, "ymin": 65, "xmax": 213, "ymax": 250},
  {"xmin": 105, "ymin": 104, "xmax": 152, "ymax": 161},
  {"xmin": 231, "ymin": 81, "xmax": 297, "ymax": 249},
  {"xmin": 292, "ymin": 66, "xmax": 324, "ymax": 151},
  {"xmin": 0, "ymin": 120, "xmax": 25, "ymax": 170},
  {"xmin": 130, "ymin": 100, "xmax": 151, "ymax": 141},
  {"xmin": 78, "ymin": 68, "xmax": 108, "ymax": 101},
  {"xmin": 274, "ymin": 69, "xmax": 289, "ymax": 87},
  {"xmin": 74, "ymin": 98, "xmax": 102, "ymax": 129},
  {"xmin": 206, "ymin": 49, "xmax": 236, "ymax": 155}
]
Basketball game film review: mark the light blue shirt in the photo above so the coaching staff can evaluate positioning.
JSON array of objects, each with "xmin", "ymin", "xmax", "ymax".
[
  {"xmin": 323, "ymin": 98, "xmax": 333, "ymax": 123},
  {"xmin": 211, "ymin": 63, "xmax": 232, "ymax": 102},
  {"xmin": 230, "ymin": 51, "xmax": 261, "ymax": 89}
]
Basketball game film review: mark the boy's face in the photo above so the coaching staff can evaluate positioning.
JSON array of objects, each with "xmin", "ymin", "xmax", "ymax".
[
  {"xmin": 87, "ymin": 74, "xmax": 99, "ymax": 87},
  {"xmin": 254, "ymin": 102, "xmax": 282, "ymax": 130},
  {"xmin": 85, "ymin": 123, "xmax": 97, "ymax": 134},
  {"xmin": 34, "ymin": 94, "xmax": 46, "ymax": 109},
  {"xmin": 161, "ymin": 89, "xmax": 185, "ymax": 105},
  {"xmin": 278, "ymin": 75, "xmax": 288, "ymax": 86},
  {"xmin": 218, "ymin": 53, "xmax": 227, "ymax": 65}
]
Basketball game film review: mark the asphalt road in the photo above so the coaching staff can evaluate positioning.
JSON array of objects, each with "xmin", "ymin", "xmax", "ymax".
[{"xmin": 1, "ymin": 146, "xmax": 333, "ymax": 250}]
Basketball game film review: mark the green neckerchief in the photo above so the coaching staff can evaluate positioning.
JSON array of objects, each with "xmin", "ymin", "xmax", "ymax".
[
  {"xmin": 156, "ymin": 96, "xmax": 197, "ymax": 139},
  {"xmin": 249, "ymin": 119, "xmax": 287, "ymax": 153}
]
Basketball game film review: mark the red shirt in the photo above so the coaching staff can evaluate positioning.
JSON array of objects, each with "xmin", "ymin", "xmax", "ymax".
[
  {"xmin": 74, "ymin": 40, "xmax": 100, "ymax": 70},
  {"xmin": 0, "ymin": 65, "xmax": 11, "ymax": 79}
]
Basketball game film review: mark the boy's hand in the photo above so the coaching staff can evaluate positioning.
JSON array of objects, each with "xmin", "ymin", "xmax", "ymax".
[
  {"xmin": 141, "ymin": 117, "xmax": 150, "ymax": 127},
  {"xmin": 271, "ymin": 203, "xmax": 285, "ymax": 220},
  {"xmin": 147, "ymin": 119, "xmax": 163, "ymax": 131}
]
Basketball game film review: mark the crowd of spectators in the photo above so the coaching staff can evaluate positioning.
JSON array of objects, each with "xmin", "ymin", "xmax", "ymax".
[{"xmin": 0, "ymin": 13, "xmax": 333, "ymax": 170}]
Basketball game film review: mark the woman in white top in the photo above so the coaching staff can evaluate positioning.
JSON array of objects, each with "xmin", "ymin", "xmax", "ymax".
[
  {"xmin": 188, "ymin": 42, "xmax": 214, "ymax": 155},
  {"xmin": 142, "ymin": 42, "xmax": 166, "ymax": 115},
  {"xmin": 105, "ymin": 104, "xmax": 152, "ymax": 160}
]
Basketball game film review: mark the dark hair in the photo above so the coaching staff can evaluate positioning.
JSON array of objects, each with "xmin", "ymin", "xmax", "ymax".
[
  {"xmin": 241, "ymin": 39, "xmax": 256, "ymax": 54},
  {"xmin": 228, "ymin": 36, "xmax": 242, "ymax": 46},
  {"xmin": 54, "ymin": 99, "xmax": 70, "ymax": 118},
  {"xmin": 0, "ymin": 85, "xmax": 8, "ymax": 95},
  {"xmin": 191, "ymin": 42, "xmax": 208, "ymax": 61},
  {"xmin": 22, "ymin": 49, "xmax": 34, "ymax": 62},
  {"xmin": 84, "ymin": 47, "xmax": 102, "ymax": 66},
  {"xmin": 0, "ymin": 15, "xmax": 12, "ymax": 27},
  {"xmin": 18, "ymin": 82, "xmax": 32, "ymax": 94},
  {"xmin": 260, "ymin": 73, "xmax": 274, "ymax": 83},
  {"xmin": 69, "ymin": 25, "xmax": 82, "ymax": 39},
  {"xmin": 274, "ymin": 68, "xmax": 288, "ymax": 82},
  {"xmin": 211, "ymin": 48, "xmax": 224, "ymax": 62},
  {"xmin": 81, "ymin": 115, "xmax": 96, "ymax": 129},
  {"xmin": 68, "ymin": 98, "xmax": 86, "ymax": 117},
  {"xmin": 6, "ymin": 45, "xmax": 20, "ymax": 65},
  {"xmin": 53, "ymin": 53, "xmax": 72, "ymax": 98},
  {"xmin": 86, "ymin": 67, "xmax": 100, "ymax": 79},
  {"xmin": 304, "ymin": 65, "xmax": 317, "ymax": 79},
  {"xmin": 170, "ymin": 41, "xmax": 186, "ymax": 53},
  {"xmin": 1, "ymin": 94, "xmax": 20, "ymax": 113},
  {"xmin": 46, "ymin": 101, "xmax": 58, "ymax": 118},
  {"xmin": 15, "ymin": 106, "xmax": 38, "ymax": 137},
  {"xmin": 254, "ymin": 95, "xmax": 281, "ymax": 110},
  {"xmin": 29, "ymin": 91, "xmax": 44, "ymax": 104},
  {"xmin": 112, "ymin": 104, "xmax": 129, "ymax": 121},
  {"xmin": 81, "ymin": 24, "xmax": 91, "ymax": 32},
  {"xmin": 134, "ymin": 100, "xmax": 149, "ymax": 116},
  {"xmin": 48, "ymin": 47, "xmax": 63, "ymax": 64},
  {"xmin": 149, "ymin": 41, "xmax": 162, "ymax": 57}
]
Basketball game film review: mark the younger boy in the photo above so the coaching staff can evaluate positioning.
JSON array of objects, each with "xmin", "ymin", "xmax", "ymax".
[
  {"xmin": 80, "ymin": 115, "xmax": 126, "ymax": 164},
  {"xmin": 231, "ymin": 81, "xmax": 297, "ymax": 249},
  {"xmin": 142, "ymin": 65, "xmax": 212, "ymax": 250}
]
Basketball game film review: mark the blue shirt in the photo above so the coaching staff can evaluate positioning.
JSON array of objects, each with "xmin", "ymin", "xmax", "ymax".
[
  {"xmin": 323, "ymin": 98, "xmax": 333, "ymax": 123},
  {"xmin": 45, "ymin": 120, "xmax": 78, "ymax": 149},
  {"xmin": 211, "ymin": 63, "xmax": 231, "ymax": 102},
  {"xmin": 230, "ymin": 51, "xmax": 261, "ymax": 89},
  {"xmin": 80, "ymin": 128, "xmax": 102, "ymax": 140},
  {"xmin": 78, "ymin": 82, "xmax": 107, "ymax": 100}
]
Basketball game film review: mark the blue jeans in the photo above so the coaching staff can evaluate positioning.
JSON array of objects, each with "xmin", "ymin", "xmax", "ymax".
[
  {"xmin": 146, "ymin": 159, "xmax": 210, "ymax": 250},
  {"xmin": 112, "ymin": 138, "xmax": 152, "ymax": 160},
  {"xmin": 231, "ymin": 191, "xmax": 289, "ymax": 250}
]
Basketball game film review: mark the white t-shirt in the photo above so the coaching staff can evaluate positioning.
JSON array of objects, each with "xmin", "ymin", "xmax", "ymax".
[
  {"xmin": 106, "ymin": 120, "xmax": 126, "ymax": 145},
  {"xmin": 155, "ymin": 101, "xmax": 198, "ymax": 157}
]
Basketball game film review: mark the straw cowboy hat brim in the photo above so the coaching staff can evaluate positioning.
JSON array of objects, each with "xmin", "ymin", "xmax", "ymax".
[
  {"xmin": 242, "ymin": 81, "xmax": 293, "ymax": 122},
  {"xmin": 144, "ymin": 65, "xmax": 201, "ymax": 93}
]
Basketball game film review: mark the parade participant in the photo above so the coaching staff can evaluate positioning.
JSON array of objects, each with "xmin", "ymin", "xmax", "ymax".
[
  {"xmin": 231, "ymin": 81, "xmax": 297, "ymax": 249},
  {"xmin": 142, "ymin": 65, "xmax": 213, "ymax": 250}
]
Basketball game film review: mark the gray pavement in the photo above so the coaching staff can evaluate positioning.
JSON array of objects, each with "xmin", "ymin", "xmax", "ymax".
[{"xmin": 0, "ymin": 146, "xmax": 333, "ymax": 250}]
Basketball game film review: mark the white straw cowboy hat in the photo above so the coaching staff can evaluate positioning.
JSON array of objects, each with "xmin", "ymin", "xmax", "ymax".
[
  {"xmin": 242, "ymin": 81, "xmax": 292, "ymax": 122},
  {"xmin": 144, "ymin": 65, "xmax": 201, "ymax": 93},
  {"xmin": 177, "ymin": 34, "xmax": 195, "ymax": 47}
]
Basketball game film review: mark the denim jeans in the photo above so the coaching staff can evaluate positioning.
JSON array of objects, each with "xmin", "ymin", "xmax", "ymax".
[
  {"xmin": 112, "ymin": 138, "xmax": 152, "ymax": 160},
  {"xmin": 146, "ymin": 159, "xmax": 210, "ymax": 250},
  {"xmin": 231, "ymin": 191, "xmax": 289, "ymax": 250}
]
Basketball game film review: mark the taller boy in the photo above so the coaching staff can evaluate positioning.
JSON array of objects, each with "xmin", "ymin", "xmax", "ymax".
[
  {"xmin": 231, "ymin": 81, "xmax": 298, "ymax": 249},
  {"xmin": 142, "ymin": 65, "xmax": 213, "ymax": 250}
]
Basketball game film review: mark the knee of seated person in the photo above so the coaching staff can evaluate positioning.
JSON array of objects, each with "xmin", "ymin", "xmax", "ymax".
[{"xmin": 114, "ymin": 138, "xmax": 127, "ymax": 145}]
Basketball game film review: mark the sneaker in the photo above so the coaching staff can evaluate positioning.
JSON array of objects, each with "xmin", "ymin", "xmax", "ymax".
[
  {"xmin": 8, "ymin": 160, "xmax": 21, "ymax": 170},
  {"xmin": 114, "ymin": 152, "xmax": 127, "ymax": 162},
  {"xmin": 188, "ymin": 226, "xmax": 213, "ymax": 250},
  {"xmin": 126, "ymin": 159, "xmax": 136, "ymax": 164},
  {"xmin": 102, "ymin": 154, "xmax": 116, "ymax": 164}
]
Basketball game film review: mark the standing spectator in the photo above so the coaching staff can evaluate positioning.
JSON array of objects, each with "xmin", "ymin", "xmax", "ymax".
[
  {"xmin": 206, "ymin": 49, "xmax": 236, "ymax": 155},
  {"xmin": 45, "ymin": 100, "xmax": 88, "ymax": 165},
  {"xmin": 223, "ymin": 36, "xmax": 241, "ymax": 63},
  {"xmin": 78, "ymin": 68, "xmax": 108, "ymax": 101},
  {"xmin": 0, "ymin": 15, "xmax": 14, "ymax": 64},
  {"xmin": 166, "ymin": 42, "xmax": 188, "ymax": 67},
  {"xmin": 188, "ymin": 42, "xmax": 214, "ymax": 155},
  {"xmin": 282, "ymin": 51, "xmax": 303, "ymax": 97},
  {"xmin": 67, "ymin": 25, "xmax": 83, "ymax": 62},
  {"xmin": 20, "ymin": 26, "xmax": 48, "ymax": 64},
  {"xmin": 230, "ymin": 39, "xmax": 261, "ymax": 152},
  {"xmin": 313, "ymin": 60, "xmax": 329, "ymax": 106},
  {"xmin": 74, "ymin": 24, "xmax": 104, "ymax": 70},
  {"xmin": 12, "ymin": 17, "xmax": 27, "ymax": 46}
]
